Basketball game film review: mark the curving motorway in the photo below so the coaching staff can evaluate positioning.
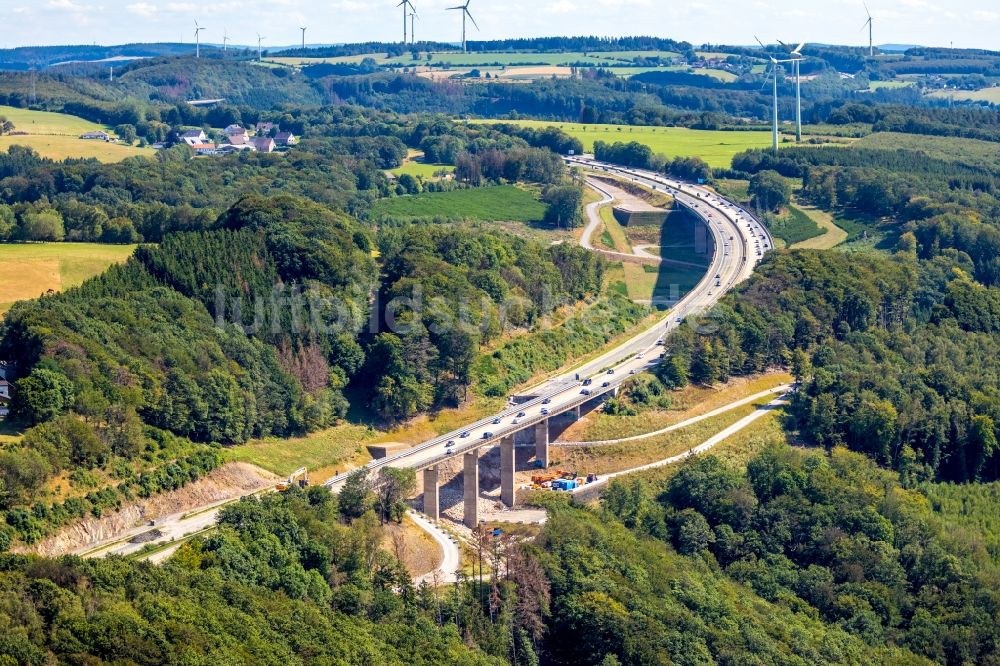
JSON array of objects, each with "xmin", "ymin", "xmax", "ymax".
[{"xmin": 324, "ymin": 157, "xmax": 772, "ymax": 492}]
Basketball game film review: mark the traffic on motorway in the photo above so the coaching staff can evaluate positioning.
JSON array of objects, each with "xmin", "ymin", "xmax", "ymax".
[{"xmin": 325, "ymin": 157, "xmax": 772, "ymax": 490}]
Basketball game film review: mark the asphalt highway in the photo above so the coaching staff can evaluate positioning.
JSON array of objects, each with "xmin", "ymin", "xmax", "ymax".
[{"xmin": 324, "ymin": 157, "xmax": 773, "ymax": 490}]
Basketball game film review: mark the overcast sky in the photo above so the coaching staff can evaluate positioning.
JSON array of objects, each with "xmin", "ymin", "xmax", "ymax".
[{"xmin": 4, "ymin": 0, "xmax": 998, "ymax": 50}]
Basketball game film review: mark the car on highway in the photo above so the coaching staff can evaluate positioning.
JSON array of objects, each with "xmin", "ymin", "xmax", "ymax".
[
  {"xmin": 542, "ymin": 397, "xmax": 552, "ymax": 405},
  {"xmin": 607, "ymin": 369, "xmax": 615, "ymax": 375},
  {"xmin": 582, "ymin": 378, "xmax": 593, "ymax": 386},
  {"xmin": 602, "ymin": 381, "xmax": 611, "ymax": 388},
  {"xmin": 492, "ymin": 418, "xmax": 502, "ymax": 425},
  {"xmin": 517, "ymin": 411, "xmax": 526, "ymax": 418},
  {"xmin": 581, "ymin": 389, "xmax": 592, "ymax": 396},
  {"xmin": 460, "ymin": 431, "xmax": 470, "ymax": 438},
  {"xmin": 482, "ymin": 432, "xmax": 494, "ymax": 440},
  {"xmin": 445, "ymin": 441, "xmax": 456, "ymax": 453},
  {"xmin": 512, "ymin": 418, "xmax": 521, "ymax": 425},
  {"xmin": 540, "ymin": 408, "xmax": 550, "ymax": 416},
  {"xmin": 656, "ymin": 338, "xmax": 665, "ymax": 345}
]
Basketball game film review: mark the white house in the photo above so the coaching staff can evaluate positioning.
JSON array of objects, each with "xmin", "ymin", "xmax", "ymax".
[
  {"xmin": 80, "ymin": 130, "xmax": 110, "ymax": 140},
  {"xmin": 180, "ymin": 129, "xmax": 208, "ymax": 146},
  {"xmin": 0, "ymin": 379, "xmax": 10, "ymax": 400},
  {"xmin": 275, "ymin": 131, "xmax": 298, "ymax": 147},
  {"xmin": 224, "ymin": 125, "xmax": 249, "ymax": 141}
]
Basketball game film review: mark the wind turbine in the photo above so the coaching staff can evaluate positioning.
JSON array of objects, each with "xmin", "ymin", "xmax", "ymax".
[
  {"xmin": 194, "ymin": 20, "xmax": 205, "ymax": 59},
  {"xmin": 409, "ymin": 11, "xmax": 418, "ymax": 45},
  {"xmin": 862, "ymin": 3, "xmax": 874, "ymax": 57},
  {"xmin": 257, "ymin": 33, "xmax": 265, "ymax": 62},
  {"xmin": 223, "ymin": 30, "xmax": 230, "ymax": 53},
  {"xmin": 397, "ymin": 0, "xmax": 415, "ymax": 44},
  {"xmin": 300, "ymin": 25, "xmax": 307, "ymax": 51},
  {"xmin": 448, "ymin": 0, "xmax": 478, "ymax": 54},
  {"xmin": 778, "ymin": 40, "xmax": 807, "ymax": 143},
  {"xmin": 756, "ymin": 37, "xmax": 794, "ymax": 154}
]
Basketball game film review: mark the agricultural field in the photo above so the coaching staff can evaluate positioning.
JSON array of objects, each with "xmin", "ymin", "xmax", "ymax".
[
  {"xmin": 274, "ymin": 51, "xmax": 671, "ymax": 69},
  {"xmin": 372, "ymin": 185, "xmax": 547, "ymax": 222},
  {"xmin": 0, "ymin": 105, "xmax": 153, "ymax": 162},
  {"xmin": 481, "ymin": 120, "xmax": 775, "ymax": 169},
  {"xmin": 690, "ymin": 67, "xmax": 738, "ymax": 82},
  {"xmin": 869, "ymin": 80, "xmax": 915, "ymax": 90},
  {"xmin": 927, "ymin": 86, "xmax": 1000, "ymax": 103},
  {"xmin": 390, "ymin": 150, "xmax": 455, "ymax": 179},
  {"xmin": 0, "ymin": 242, "xmax": 137, "ymax": 313}
]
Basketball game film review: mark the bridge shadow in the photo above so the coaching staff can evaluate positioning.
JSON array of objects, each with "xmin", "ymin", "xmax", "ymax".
[{"xmin": 650, "ymin": 207, "xmax": 714, "ymax": 311}]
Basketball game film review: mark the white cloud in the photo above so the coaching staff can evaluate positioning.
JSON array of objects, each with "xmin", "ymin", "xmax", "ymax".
[{"xmin": 126, "ymin": 2, "xmax": 157, "ymax": 17}]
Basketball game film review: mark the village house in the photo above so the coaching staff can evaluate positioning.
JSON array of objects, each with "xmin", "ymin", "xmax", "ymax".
[
  {"xmin": 0, "ymin": 379, "xmax": 10, "ymax": 400},
  {"xmin": 275, "ymin": 131, "xmax": 298, "ymax": 147},
  {"xmin": 223, "ymin": 124, "xmax": 249, "ymax": 141},
  {"xmin": 190, "ymin": 143, "xmax": 219, "ymax": 156},
  {"xmin": 251, "ymin": 136, "xmax": 276, "ymax": 153},
  {"xmin": 255, "ymin": 121, "xmax": 276, "ymax": 135},
  {"xmin": 180, "ymin": 129, "xmax": 208, "ymax": 146},
  {"xmin": 225, "ymin": 133, "xmax": 250, "ymax": 147},
  {"xmin": 80, "ymin": 130, "xmax": 110, "ymax": 140}
]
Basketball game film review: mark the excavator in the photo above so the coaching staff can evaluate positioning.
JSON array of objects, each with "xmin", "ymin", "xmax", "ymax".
[{"xmin": 275, "ymin": 467, "xmax": 309, "ymax": 492}]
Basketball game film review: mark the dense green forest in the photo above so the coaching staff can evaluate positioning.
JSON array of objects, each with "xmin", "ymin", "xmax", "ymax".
[
  {"xmin": 663, "ymin": 250, "xmax": 1000, "ymax": 483},
  {"xmin": 585, "ymin": 445, "xmax": 1000, "ymax": 664},
  {"xmin": 6, "ymin": 444, "xmax": 1000, "ymax": 665},
  {"xmin": 0, "ymin": 488, "xmax": 515, "ymax": 665}
]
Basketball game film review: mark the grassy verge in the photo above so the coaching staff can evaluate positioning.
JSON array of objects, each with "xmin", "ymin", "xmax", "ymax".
[
  {"xmin": 551, "ymin": 402, "xmax": 762, "ymax": 475},
  {"xmin": 599, "ymin": 204, "xmax": 633, "ymax": 253},
  {"xmin": 620, "ymin": 408, "xmax": 789, "ymax": 488},
  {"xmin": 224, "ymin": 424, "xmax": 375, "ymax": 479},
  {"xmin": 563, "ymin": 372, "xmax": 792, "ymax": 441},
  {"xmin": 767, "ymin": 204, "xmax": 824, "ymax": 245},
  {"xmin": 790, "ymin": 202, "xmax": 848, "ymax": 250}
]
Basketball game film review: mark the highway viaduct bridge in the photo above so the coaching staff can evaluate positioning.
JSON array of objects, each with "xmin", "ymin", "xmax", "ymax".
[{"xmin": 326, "ymin": 157, "xmax": 774, "ymax": 527}]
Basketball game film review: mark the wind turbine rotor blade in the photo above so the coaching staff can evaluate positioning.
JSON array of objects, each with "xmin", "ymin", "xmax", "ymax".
[
  {"xmin": 754, "ymin": 35, "xmax": 767, "ymax": 50},
  {"xmin": 795, "ymin": 42, "xmax": 806, "ymax": 54},
  {"xmin": 863, "ymin": 1, "xmax": 871, "ymax": 18},
  {"xmin": 466, "ymin": 9, "xmax": 480, "ymax": 30}
]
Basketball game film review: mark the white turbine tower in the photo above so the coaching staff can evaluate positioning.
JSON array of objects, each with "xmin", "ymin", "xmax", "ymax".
[
  {"xmin": 409, "ymin": 11, "xmax": 418, "ymax": 45},
  {"xmin": 397, "ymin": 0, "xmax": 416, "ymax": 44},
  {"xmin": 257, "ymin": 33, "xmax": 266, "ymax": 62},
  {"xmin": 756, "ymin": 37, "xmax": 794, "ymax": 155},
  {"xmin": 862, "ymin": 3, "xmax": 874, "ymax": 57},
  {"xmin": 223, "ymin": 30, "xmax": 230, "ymax": 53},
  {"xmin": 300, "ymin": 25, "xmax": 307, "ymax": 51},
  {"xmin": 447, "ymin": 0, "xmax": 479, "ymax": 54},
  {"xmin": 779, "ymin": 40, "xmax": 807, "ymax": 143},
  {"xmin": 194, "ymin": 20, "xmax": 205, "ymax": 59}
]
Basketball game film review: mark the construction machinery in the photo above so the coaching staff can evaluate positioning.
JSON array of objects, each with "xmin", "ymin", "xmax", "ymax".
[{"xmin": 276, "ymin": 467, "xmax": 309, "ymax": 492}]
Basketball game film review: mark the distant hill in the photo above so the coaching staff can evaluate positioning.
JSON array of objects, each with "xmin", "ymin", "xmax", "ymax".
[
  {"xmin": 0, "ymin": 43, "xmax": 202, "ymax": 71},
  {"xmin": 878, "ymin": 43, "xmax": 922, "ymax": 53}
]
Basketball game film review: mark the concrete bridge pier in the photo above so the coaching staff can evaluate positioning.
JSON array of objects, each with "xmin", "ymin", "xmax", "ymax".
[
  {"xmin": 463, "ymin": 450, "xmax": 479, "ymax": 528},
  {"xmin": 423, "ymin": 467, "xmax": 440, "ymax": 522},
  {"xmin": 500, "ymin": 435, "xmax": 516, "ymax": 507},
  {"xmin": 534, "ymin": 419, "xmax": 549, "ymax": 468}
]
